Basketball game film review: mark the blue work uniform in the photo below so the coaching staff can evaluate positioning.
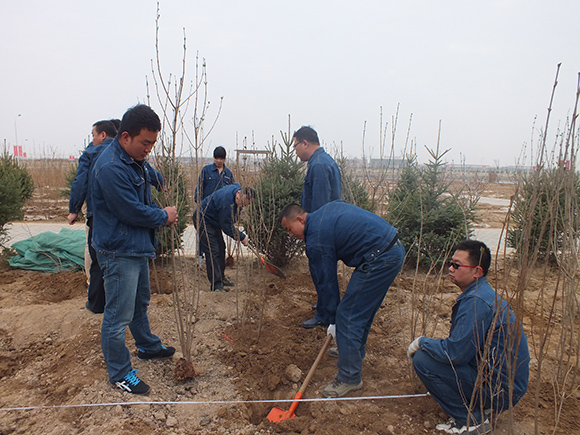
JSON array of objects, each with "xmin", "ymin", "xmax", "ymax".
[
  {"xmin": 301, "ymin": 147, "xmax": 341, "ymax": 212},
  {"xmin": 193, "ymin": 183, "xmax": 246, "ymax": 291},
  {"xmin": 69, "ymin": 138, "xmax": 112, "ymax": 313},
  {"xmin": 194, "ymin": 162, "xmax": 235, "ymax": 202},
  {"xmin": 304, "ymin": 201, "xmax": 404, "ymax": 384},
  {"xmin": 413, "ymin": 276, "xmax": 530, "ymax": 426}
]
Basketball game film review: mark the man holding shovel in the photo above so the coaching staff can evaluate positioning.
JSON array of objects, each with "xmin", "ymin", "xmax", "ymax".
[
  {"xmin": 280, "ymin": 201, "xmax": 404, "ymax": 397},
  {"xmin": 193, "ymin": 183, "xmax": 255, "ymax": 292}
]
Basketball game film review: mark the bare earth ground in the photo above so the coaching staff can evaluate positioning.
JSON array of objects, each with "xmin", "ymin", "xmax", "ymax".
[{"xmin": 0, "ymin": 182, "xmax": 578, "ymax": 434}]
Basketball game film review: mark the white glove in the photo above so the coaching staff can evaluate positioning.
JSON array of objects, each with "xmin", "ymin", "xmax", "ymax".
[
  {"xmin": 407, "ymin": 336, "xmax": 423, "ymax": 359},
  {"xmin": 327, "ymin": 324, "xmax": 336, "ymax": 339}
]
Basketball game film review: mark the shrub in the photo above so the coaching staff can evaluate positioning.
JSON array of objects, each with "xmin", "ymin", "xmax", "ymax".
[
  {"xmin": 0, "ymin": 153, "xmax": 35, "ymax": 246},
  {"xmin": 387, "ymin": 148, "xmax": 476, "ymax": 267},
  {"xmin": 151, "ymin": 156, "xmax": 191, "ymax": 256},
  {"xmin": 336, "ymin": 153, "xmax": 373, "ymax": 212},
  {"xmin": 60, "ymin": 161, "xmax": 78, "ymax": 199},
  {"xmin": 507, "ymin": 167, "xmax": 580, "ymax": 260},
  {"xmin": 244, "ymin": 131, "xmax": 305, "ymax": 267}
]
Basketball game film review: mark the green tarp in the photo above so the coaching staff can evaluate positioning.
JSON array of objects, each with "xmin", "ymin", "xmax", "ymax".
[{"xmin": 9, "ymin": 228, "xmax": 85, "ymax": 273}]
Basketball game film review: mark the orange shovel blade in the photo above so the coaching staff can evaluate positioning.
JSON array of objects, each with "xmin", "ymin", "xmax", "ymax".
[
  {"xmin": 266, "ymin": 406, "xmax": 295, "ymax": 422},
  {"xmin": 267, "ymin": 391, "xmax": 302, "ymax": 422}
]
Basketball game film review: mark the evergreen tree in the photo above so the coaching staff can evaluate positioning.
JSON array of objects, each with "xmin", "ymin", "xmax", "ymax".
[
  {"xmin": 387, "ymin": 148, "xmax": 476, "ymax": 267},
  {"xmin": 0, "ymin": 153, "xmax": 35, "ymax": 246},
  {"xmin": 507, "ymin": 168, "xmax": 580, "ymax": 260},
  {"xmin": 244, "ymin": 128, "xmax": 305, "ymax": 267}
]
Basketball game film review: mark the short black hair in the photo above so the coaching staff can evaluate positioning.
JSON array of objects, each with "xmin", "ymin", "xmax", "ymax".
[
  {"xmin": 110, "ymin": 118, "xmax": 121, "ymax": 130},
  {"xmin": 279, "ymin": 203, "xmax": 306, "ymax": 224},
  {"xmin": 240, "ymin": 187, "xmax": 256, "ymax": 200},
  {"xmin": 214, "ymin": 146, "xmax": 227, "ymax": 159},
  {"xmin": 118, "ymin": 104, "xmax": 161, "ymax": 138},
  {"xmin": 93, "ymin": 120, "xmax": 117, "ymax": 138},
  {"xmin": 293, "ymin": 126, "xmax": 320, "ymax": 145},
  {"xmin": 453, "ymin": 239, "xmax": 491, "ymax": 276}
]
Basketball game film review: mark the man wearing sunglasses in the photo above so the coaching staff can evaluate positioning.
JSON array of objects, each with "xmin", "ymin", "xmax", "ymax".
[{"xmin": 407, "ymin": 240, "xmax": 529, "ymax": 435}]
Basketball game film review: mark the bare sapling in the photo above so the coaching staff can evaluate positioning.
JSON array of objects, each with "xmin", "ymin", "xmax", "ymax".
[{"xmin": 147, "ymin": 3, "xmax": 222, "ymax": 380}]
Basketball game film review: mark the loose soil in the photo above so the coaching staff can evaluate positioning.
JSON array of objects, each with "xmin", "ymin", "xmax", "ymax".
[{"xmin": 0, "ymin": 181, "xmax": 577, "ymax": 434}]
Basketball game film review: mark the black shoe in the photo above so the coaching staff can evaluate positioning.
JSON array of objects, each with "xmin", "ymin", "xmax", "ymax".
[
  {"xmin": 222, "ymin": 278, "xmax": 235, "ymax": 287},
  {"xmin": 137, "ymin": 345, "xmax": 175, "ymax": 360},
  {"xmin": 312, "ymin": 304, "xmax": 317, "ymax": 311},
  {"xmin": 115, "ymin": 369, "xmax": 150, "ymax": 395},
  {"xmin": 301, "ymin": 317, "xmax": 327, "ymax": 329}
]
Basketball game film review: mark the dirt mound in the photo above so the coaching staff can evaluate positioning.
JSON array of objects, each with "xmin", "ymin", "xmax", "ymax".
[{"xmin": 0, "ymin": 254, "xmax": 577, "ymax": 434}]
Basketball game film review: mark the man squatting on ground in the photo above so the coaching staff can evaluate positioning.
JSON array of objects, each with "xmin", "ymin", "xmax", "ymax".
[
  {"xmin": 68, "ymin": 119, "xmax": 117, "ymax": 314},
  {"xmin": 193, "ymin": 183, "xmax": 256, "ymax": 292},
  {"xmin": 292, "ymin": 126, "xmax": 342, "ymax": 329},
  {"xmin": 280, "ymin": 201, "xmax": 404, "ymax": 398},
  {"xmin": 91, "ymin": 104, "xmax": 178, "ymax": 394},
  {"xmin": 194, "ymin": 145, "xmax": 235, "ymax": 262},
  {"xmin": 407, "ymin": 240, "xmax": 530, "ymax": 435}
]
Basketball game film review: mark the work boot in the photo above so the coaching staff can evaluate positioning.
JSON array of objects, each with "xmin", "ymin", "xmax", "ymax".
[
  {"xmin": 328, "ymin": 346, "xmax": 339, "ymax": 358},
  {"xmin": 301, "ymin": 317, "xmax": 327, "ymax": 329},
  {"xmin": 222, "ymin": 277, "xmax": 235, "ymax": 287},
  {"xmin": 322, "ymin": 379, "xmax": 363, "ymax": 398}
]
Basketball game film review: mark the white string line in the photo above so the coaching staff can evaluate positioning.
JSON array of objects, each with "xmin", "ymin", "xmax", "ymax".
[{"xmin": 0, "ymin": 393, "xmax": 429, "ymax": 413}]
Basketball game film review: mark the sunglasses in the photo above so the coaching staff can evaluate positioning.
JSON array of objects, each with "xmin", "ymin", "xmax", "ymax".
[{"xmin": 447, "ymin": 261, "xmax": 479, "ymax": 270}]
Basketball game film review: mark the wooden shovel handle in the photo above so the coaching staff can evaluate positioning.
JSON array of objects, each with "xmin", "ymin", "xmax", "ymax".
[{"xmin": 298, "ymin": 334, "xmax": 333, "ymax": 395}]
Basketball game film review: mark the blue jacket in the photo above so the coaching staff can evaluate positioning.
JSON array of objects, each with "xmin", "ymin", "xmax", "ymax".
[
  {"xmin": 195, "ymin": 183, "xmax": 246, "ymax": 241},
  {"xmin": 301, "ymin": 147, "xmax": 341, "ymax": 212},
  {"xmin": 420, "ymin": 277, "xmax": 530, "ymax": 397},
  {"xmin": 69, "ymin": 138, "xmax": 113, "ymax": 217},
  {"xmin": 194, "ymin": 162, "xmax": 235, "ymax": 202},
  {"xmin": 91, "ymin": 137, "xmax": 168, "ymax": 258},
  {"xmin": 305, "ymin": 201, "xmax": 398, "ymax": 321}
]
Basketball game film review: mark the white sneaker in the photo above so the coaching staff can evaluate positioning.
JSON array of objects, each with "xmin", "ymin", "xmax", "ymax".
[{"xmin": 436, "ymin": 417, "xmax": 492, "ymax": 434}]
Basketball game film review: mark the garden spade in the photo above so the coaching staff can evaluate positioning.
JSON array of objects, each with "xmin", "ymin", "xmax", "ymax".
[
  {"xmin": 267, "ymin": 334, "xmax": 333, "ymax": 422},
  {"xmin": 247, "ymin": 242, "xmax": 286, "ymax": 279}
]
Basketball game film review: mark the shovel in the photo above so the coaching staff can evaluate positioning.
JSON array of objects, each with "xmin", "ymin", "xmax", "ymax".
[
  {"xmin": 247, "ymin": 242, "xmax": 286, "ymax": 279},
  {"xmin": 267, "ymin": 334, "xmax": 333, "ymax": 422}
]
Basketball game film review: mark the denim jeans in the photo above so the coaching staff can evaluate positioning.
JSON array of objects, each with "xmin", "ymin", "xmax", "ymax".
[
  {"xmin": 97, "ymin": 254, "xmax": 162, "ymax": 383},
  {"xmin": 335, "ymin": 241, "xmax": 404, "ymax": 384},
  {"xmin": 413, "ymin": 348, "xmax": 522, "ymax": 425},
  {"xmin": 86, "ymin": 217, "xmax": 105, "ymax": 312}
]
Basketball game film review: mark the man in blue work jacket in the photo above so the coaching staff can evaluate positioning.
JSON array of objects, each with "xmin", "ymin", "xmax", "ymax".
[
  {"xmin": 68, "ymin": 119, "xmax": 117, "ymax": 313},
  {"xmin": 193, "ymin": 183, "xmax": 255, "ymax": 292},
  {"xmin": 92, "ymin": 104, "xmax": 178, "ymax": 395},
  {"xmin": 280, "ymin": 201, "xmax": 404, "ymax": 398},
  {"xmin": 407, "ymin": 240, "xmax": 529, "ymax": 435},
  {"xmin": 194, "ymin": 146, "xmax": 235, "ymax": 262},
  {"xmin": 194, "ymin": 146, "xmax": 235, "ymax": 202},
  {"xmin": 292, "ymin": 126, "xmax": 342, "ymax": 328}
]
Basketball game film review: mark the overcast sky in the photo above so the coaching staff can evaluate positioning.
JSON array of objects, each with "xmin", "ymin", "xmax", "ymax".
[{"xmin": 1, "ymin": 0, "xmax": 579, "ymax": 167}]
